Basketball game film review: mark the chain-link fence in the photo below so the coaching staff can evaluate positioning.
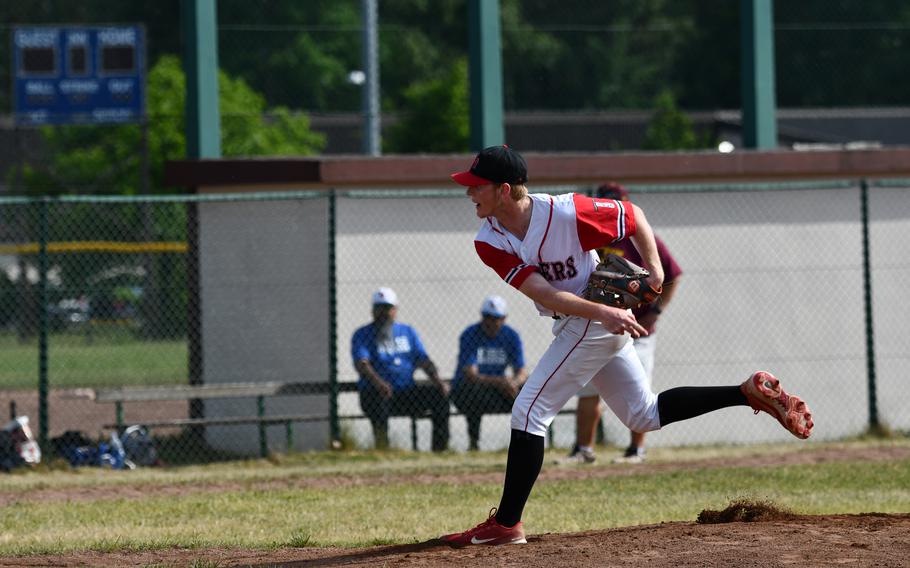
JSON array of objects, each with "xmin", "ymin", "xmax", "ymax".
[
  {"xmin": 0, "ymin": 196, "xmax": 192, "ymax": 467},
  {"xmin": 1, "ymin": 181, "xmax": 908, "ymax": 466}
]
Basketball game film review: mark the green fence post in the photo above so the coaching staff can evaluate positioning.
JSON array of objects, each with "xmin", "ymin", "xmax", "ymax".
[
  {"xmin": 467, "ymin": 0, "xmax": 505, "ymax": 150},
  {"xmin": 328, "ymin": 191, "xmax": 341, "ymax": 448},
  {"xmin": 860, "ymin": 179, "xmax": 880, "ymax": 432},
  {"xmin": 37, "ymin": 197, "xmax": 50, "ymax": 451},
  {"xmin": 182, "ymin": 0, "xmax": 220, "ymax": 458},
  {"xmin": 258, "ymin": 395, "xmax": 267, "ymax": 457},
  {"xmin": 740, "ymin": 0, "xmax": 778, "ymax": 149},
  {"xmin": 182, "ymin": 0, "xmax": 221, "ymax": 160}
]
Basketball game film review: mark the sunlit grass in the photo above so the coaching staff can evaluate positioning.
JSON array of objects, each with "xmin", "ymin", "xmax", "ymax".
[
  {"xmin": 0, "ymin": 332, "xmax": 186, "ymax": 388},
  {"xmin": 0, "ymin": 438, "xmax": 907, "ymax": 555}
]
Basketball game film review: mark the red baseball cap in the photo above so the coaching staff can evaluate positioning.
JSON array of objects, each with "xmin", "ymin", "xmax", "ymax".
[
  {"xmin": 596, "ymin": 182, "xmax": 629, "ymax": 201},
  {"xmin": 451, "ymin": 145, "xmax": 528, "ymax": 187}
]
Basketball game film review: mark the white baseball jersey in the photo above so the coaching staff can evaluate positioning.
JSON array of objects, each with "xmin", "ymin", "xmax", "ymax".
[
  {"xmin": 473, "ymin": 192, "xmax": 661, "ymax": 437},
  {"xmin": 474, "ymin": 192, "xmax": 634, "ymax": 316}
]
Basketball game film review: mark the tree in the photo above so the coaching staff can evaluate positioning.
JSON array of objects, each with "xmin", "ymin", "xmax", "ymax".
[
  {"xmin": 502, "ymin": 0, "xmax": 695, "ymax": 110},
  {"xmin": 642, "ymin": 90, "xmax": 713, "ymax": 150},
  {"xmin": 218, "ymin": 0, "xmax": 364, "ymax": 112},
  {"xmin": 6, "ymin": 1, "xmax": 910, "ymax": 141},
  {"xmin": 18, "ymin": 55, "xmax": 325, "ymax": 338},
  {"xmin": 24, "ymin": 54, "xmax": 324, "ymax": 197},
  {"xmin": 665, "ymin": 0, "xmax": 740, "ymax": 109},
  {"xmin": 774, "ymin": 0, "xmax": 910, "ymax": 107},
  {"xmin": 385, "ymin": 59, "xmax": 470, "ymax": 153}
]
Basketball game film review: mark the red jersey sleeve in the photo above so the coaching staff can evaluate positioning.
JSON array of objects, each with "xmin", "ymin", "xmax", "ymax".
[
  {"xmin": 573, "ymin": 193, "xmax": 637, "ymax": 250},
  {"xmin": 474, "ymin": 241, "xmax": 537, "ymax": 289}
]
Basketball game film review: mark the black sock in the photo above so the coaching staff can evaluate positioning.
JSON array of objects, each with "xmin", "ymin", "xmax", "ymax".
[
  {"xmin": 657, "ymin": 386, "xmax": 748, "ymax": 427},
  {"xmin": 495, "ymin": 429, "xmax": 545, "ymax": 527}
]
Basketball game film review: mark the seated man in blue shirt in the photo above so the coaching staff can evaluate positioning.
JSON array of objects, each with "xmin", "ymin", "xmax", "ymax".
[
  {"xmin": 351, "ymin": 287, "xmax": 450, "ymax": 452},
  {"xmin": 450, "ymin": 295, "xmax": 527, "ymax": 451}
]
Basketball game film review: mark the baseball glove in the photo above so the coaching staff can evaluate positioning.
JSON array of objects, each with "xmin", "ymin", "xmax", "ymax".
[{"xmin": 583, "ymin": 253, "xmax": 662, "ymax": 309}]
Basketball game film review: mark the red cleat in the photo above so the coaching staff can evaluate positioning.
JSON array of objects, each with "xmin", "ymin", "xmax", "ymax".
[
  {"xmin": 441, "ymin": 508, "xmax": 527, "ymax": 546},
  {"xmin": 741, "ymin": 371, "xmax": 814, "ymax": 439}
]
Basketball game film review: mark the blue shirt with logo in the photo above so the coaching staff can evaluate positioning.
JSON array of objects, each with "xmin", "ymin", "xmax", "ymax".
[
  {"xmin": 351, "ymin": 322, "xmax": 429, "ymax": 392},
  {"xmin": 452, "ymin": 323, "xmax": 525, "ymax": 390}
]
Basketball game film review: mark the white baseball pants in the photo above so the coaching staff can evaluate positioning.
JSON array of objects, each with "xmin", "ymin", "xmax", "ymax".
[
  {"xmin": 577, "ymin": 331, "xmax": 657, "ymax": 397},
  {"xmin": 511, "ymin": 315, "xmax": 661, "ymax": 437}
]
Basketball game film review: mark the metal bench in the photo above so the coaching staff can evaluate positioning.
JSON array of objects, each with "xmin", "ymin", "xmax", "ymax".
[
  {"xmin": 93, "ymin": 381, "xmax": 584, "ymax": 456},
  {"xmin": 92, "ymin": 381, "xmax": 361, "ymax": 457}
]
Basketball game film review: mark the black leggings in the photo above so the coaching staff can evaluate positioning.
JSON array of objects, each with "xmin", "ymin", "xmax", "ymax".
[
  {"xmin": 657, "ymin": 386, "xmax": 748, "ymax": 426},
  {"xmin": 450, "ymin": 382, "xmax": 515, "ymax": 449},
  {"xmin": 359, "ymin": 383, "xmax": 450, "ymax": 451}
]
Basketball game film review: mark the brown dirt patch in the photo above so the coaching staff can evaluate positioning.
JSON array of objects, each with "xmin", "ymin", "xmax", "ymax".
[
  {"xmin": 3, "ymin": 513, "xmax": 909, "ymax": 567},
  {"xmin": 696, "ymin": 498, "xmax": 797, "ymax": 524},
  {"xmin": 0, "ymin": 388, "xmax": 187, "ymax": 439}
]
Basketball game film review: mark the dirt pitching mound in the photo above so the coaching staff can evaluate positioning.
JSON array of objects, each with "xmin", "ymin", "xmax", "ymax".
[
  {"xmin": 696, "ymin": 498, "xmax": 799, "ymax": 524},
  {"xmin": 5, "ymin": 511, "xmax": 909, "ymax": 567}
]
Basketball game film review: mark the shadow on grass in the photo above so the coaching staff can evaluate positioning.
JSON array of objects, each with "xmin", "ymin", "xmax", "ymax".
[{"xmin": 154, "ymin": 427, "xmax": 247, "ymax": 466}]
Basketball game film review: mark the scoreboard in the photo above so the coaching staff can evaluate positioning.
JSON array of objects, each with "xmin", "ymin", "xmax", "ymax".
[{"xmin": 12, "ymin": 25, "xmax": 146, "ymax": 125}]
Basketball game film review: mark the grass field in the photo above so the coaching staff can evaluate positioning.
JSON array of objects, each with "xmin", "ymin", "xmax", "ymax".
[
  {"xmin": 0, "ymin": 438, "xmax": 908, "ymax": 556},
  {"xmin": 0, "ymin": 332, "xmax": 186, "ymax": 389}
]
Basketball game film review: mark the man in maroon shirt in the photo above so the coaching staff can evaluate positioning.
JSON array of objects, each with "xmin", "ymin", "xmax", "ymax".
[{"xmin": 560, "ymin": 182, "xmax": 683, "ymax": 464}]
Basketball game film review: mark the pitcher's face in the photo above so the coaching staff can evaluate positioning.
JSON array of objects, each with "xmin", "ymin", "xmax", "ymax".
[{"xmin": 466, "ymin": 183, "xmax": 504, "ymax": 218}]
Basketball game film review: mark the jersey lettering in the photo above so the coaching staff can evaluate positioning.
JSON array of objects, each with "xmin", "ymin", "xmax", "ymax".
[
  {"xmin": 378, "ymin": 336, "xmax": 411, "ymax": 356},
  {"xmin": 477, "ymin": 346, "xmax": 508, "ymax": 366},
  {"xmin": 539, "ymin": 262, "xmax": 552, "ymax": 281},
  {"xmin": 566, "ymin": 255, "xmax": 578, "ymax": 278},
  {"xmin": 552, "ymin": 262, "xmax": 566, "ymax": 280},
  {"xmin": 592, "ymin": 200, "xmax": 616, "ymax": 212},
  {"xmin": 538, "ymin": 257, "xmax": 577, "ymax": 282}
]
